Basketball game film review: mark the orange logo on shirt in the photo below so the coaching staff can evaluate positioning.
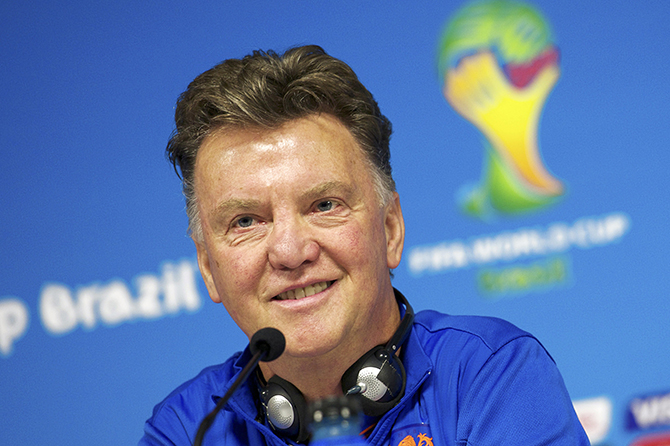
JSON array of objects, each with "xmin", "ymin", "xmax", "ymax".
[{"xmin": 397, "ymin": 432, "xmax": 434, "ymax": 446}]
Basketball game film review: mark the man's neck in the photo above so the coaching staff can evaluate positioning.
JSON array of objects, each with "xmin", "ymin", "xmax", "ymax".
[
  {"xmin": 258, "ymin": 339, "xmax": 364, "ymax": 402},
  {"xmin": 258, "ymin": 295, "xmax": 402, "ymax": 403}
]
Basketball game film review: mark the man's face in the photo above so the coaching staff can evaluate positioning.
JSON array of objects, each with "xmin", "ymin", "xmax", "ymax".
[{"xmin": 193, "ymin": 114, "xmax": 404, "ymax": 359}]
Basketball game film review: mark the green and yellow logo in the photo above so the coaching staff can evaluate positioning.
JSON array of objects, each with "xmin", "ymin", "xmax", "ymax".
[{"xmin": 438, "ymin": 0, "xmax": 564, "ymax": 219}]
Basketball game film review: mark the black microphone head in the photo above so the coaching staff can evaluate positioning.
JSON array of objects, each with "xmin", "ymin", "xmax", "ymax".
[{"xmin": 250, "ymin": 327, "xmax": 285, "ymax": 362}]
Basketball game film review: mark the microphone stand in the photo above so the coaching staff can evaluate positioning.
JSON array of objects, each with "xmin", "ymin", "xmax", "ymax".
[{"xmin": 193, "ymin": 348, "xmax": 266, "ymax": 446}]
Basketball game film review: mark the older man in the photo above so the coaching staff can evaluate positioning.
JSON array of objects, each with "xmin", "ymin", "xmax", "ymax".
[{"xmin": 140, "ymin": 45, "xmax": 589, "ymax": 446}]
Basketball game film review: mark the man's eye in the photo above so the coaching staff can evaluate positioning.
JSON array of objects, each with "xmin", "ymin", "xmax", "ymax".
[
  {"xmin": 316, "ymin": 200, "xmax": 334, "ymax": 212},
  {"xmin": 236, "ymin": 216, "xmax": 255, "ymax": 228}
]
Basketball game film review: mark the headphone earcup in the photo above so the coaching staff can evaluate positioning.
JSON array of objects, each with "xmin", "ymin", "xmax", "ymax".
[
  {"xmin": 340, "ymin": 346, "xmax": 407, "ymax": 417},
  {"xmin": 259, "ymin": 375, "xmax": 310, "ymax": 442}
]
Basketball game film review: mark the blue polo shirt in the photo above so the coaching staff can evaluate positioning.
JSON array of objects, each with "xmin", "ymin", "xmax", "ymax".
[{"xmin": 140, "ymin": 310, "xmax": 589, "ymax": 445}]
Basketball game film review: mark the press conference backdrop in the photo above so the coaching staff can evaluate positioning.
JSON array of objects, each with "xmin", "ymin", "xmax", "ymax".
[{"xmin": 1, "ymin": 1, "xmax": 668, "ymax": 445}]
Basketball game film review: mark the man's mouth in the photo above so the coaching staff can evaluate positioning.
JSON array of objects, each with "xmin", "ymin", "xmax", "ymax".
[{"xmin": 274, "ymin": 281, "xmax": 334, "ymax": 300}]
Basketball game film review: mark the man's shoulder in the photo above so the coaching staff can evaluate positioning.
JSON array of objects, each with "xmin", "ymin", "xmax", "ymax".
[
  {"xmin": 150, "ymin": 351, "xmax": 242, "ymax": 417},
  {"xmin": 413, "ymin": 309, "xmax": 537, "ymax": 355},
  {"xmin": 140, "ymin": 352, "xmax": 245, "ymax": 444}
]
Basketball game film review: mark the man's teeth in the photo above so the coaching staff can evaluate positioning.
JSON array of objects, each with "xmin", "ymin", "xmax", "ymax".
[{"xmin": 277, "ymin": 281, "xmax": 329, "ymax": 300}]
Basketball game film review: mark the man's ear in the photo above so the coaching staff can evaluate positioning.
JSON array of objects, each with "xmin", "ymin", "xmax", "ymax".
[
  {"xmin": 384, "ymin": 192, "xmax": 405, "ymax": 269},
  {"xmin": 194, "ymin": 239, "xmax": 222, "ymax": 303}
]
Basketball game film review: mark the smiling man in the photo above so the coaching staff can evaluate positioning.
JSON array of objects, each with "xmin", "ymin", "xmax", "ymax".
[
  {"xmin": 194, "ymin": 113, "xmax": 403, "ymax": 403},
  {"xmin": 140, "ymin": 45, "xmax": 589, "ymax": 445}
]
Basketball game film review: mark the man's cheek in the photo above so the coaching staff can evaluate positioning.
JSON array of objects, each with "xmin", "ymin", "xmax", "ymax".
[
  {"xmin": 337, "ymin": 225, "xmax": 377, "ymax": 259},
  {"xmin": 211, "ymin": 252, "xmax": 258, "ymax": 294}
]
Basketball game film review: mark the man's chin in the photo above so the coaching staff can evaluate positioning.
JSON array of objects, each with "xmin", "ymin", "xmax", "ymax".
[{"xmin": 281, "ymin": 332, "xmax": 343, "ymax": 360}]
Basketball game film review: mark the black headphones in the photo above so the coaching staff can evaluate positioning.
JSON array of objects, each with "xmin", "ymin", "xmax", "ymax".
[{"xmin": 259, "ymin": 289, "xmax": 414, "ymax": 442}]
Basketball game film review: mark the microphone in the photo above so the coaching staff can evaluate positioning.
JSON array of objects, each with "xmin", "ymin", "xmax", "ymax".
[
  {"xmin": 250, "ymin": 327, "xmax": 285, "ymax": 362},
  {"xmin": 193, "ymin": 327, "xmax": 285, "ymax": 446}
]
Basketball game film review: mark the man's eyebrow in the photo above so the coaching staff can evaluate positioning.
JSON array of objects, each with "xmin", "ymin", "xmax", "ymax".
[
  {"xmin": 211, "ymin": 181, "xmax": 355, "ymax": 221},
  {"xmin": 213, "ymin": 198, "xmax": 262, "ymax": 220},
  {"xmin": 302, "ymin": 181, "xmax": 356, "ymax": 201}
]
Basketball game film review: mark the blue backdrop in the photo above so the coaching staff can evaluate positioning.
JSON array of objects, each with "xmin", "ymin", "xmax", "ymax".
[{"xmin": 1, "ymin": 1, "xmax": 668, "ymax": 445}]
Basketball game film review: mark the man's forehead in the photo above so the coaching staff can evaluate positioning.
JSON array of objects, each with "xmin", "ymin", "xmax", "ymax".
[
  {"xmin": 199, "ymin": 125, "xmax": 276, "ymax": 160},
  {"xmin": 192, "ymin": 114, "xmax": 377, "ymax": 213},
  {"xmin": 197, "ymin": 115, "xmax": 365, "ymax": 169},
  {"xmin": 205, "ymin": 113, "xmax": 358, "ymax": 148}
]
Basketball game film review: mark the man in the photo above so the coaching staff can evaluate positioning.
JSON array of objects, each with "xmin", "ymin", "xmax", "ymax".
[{"xmin": 140, "ymin": 45, "xmax": 589, "ymax": 445}]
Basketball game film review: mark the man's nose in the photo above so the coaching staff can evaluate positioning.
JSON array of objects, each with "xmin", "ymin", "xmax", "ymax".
[{"xmin": 267, "ymin": 217, "xmax": 320, "ymax": 270}]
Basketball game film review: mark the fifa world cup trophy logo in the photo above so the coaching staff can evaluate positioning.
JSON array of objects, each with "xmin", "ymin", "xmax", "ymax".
[{"xmin": 438, "ymin": 0, "xmax": 564, "ymax": 219}]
